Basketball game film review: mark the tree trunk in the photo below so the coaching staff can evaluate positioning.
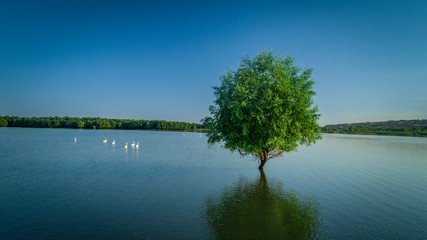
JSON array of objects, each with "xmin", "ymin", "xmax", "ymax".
[
  {"xmin": 258, "ymin": 159, "xmax": 267, "ymax": 169},
  {"xmin": 258, "ymin": 149, "xmax": 268, "ymax": 170}
]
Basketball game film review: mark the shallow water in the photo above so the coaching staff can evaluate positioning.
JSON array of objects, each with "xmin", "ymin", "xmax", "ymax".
[{"xmin": 0, "ymin": 128, "xmax": 426, "ymax": 239}]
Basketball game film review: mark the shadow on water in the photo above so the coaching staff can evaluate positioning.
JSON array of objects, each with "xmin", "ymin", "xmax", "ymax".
[{"xmin": 203, "ymin": 170, "xmax": 321, "ymax": 240}]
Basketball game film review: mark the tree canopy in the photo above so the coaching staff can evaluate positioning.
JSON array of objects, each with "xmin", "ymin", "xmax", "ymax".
[
  {"xmin": 0, "ymin": 117, "xmax": 7, "ymax": 127},
  {"xmin": 203, "ymin": 50, "xmax": 321, "ymax": 169}
]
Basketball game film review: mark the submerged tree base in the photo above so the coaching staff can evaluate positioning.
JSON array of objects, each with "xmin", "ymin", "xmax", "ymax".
[{"xmin": 258, "ymin": 160, "xmax": 267, "ymax": 170}]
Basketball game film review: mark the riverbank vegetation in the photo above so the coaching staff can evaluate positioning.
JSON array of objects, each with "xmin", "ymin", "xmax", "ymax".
[
  {"xmin": 0, "ymin": 116, "xmax": 202, "ymax": 131},
  {"xmin": 2, "ymin": 116, "xmax": 426, "ymax": 137},
  {"xmin": 321, "ymin": 119, "xmax": 427, "ymax": 137}
]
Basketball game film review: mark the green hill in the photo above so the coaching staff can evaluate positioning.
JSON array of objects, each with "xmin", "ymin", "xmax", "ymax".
[{"xmin": 322, "ymin": 119, "xmax": 427, "ymax": 137}]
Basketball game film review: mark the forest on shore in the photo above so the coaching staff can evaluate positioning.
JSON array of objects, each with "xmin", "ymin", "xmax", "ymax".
[
  {"xmin": 0, "ymin": 116, "xmax": 202, "ymax": 131},
  {"xmin": 322, "ymin": 119, "xmax": 427, "ymax": 137},
  {"xmin": 1, "ymin": 116, "xmax": 426, "ymax": 137}
]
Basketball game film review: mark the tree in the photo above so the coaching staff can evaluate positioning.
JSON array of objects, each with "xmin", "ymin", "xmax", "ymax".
[
  {"xmin": 0, "ymin": 117, "xmax": 7, "ymax": 127},
  {"xmin": 77, "ymin": 120, "xmax": 85, "ymax": 128},
  {"xmin": 203, "ymin": 50, "xmax": 321, "ymax": 169}
]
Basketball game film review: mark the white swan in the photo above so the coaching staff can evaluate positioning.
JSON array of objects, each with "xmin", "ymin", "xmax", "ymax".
[
  {"xmin": 74, "ymin": 137, "xmax": 77, "ymax": 142},
  {"xmin": 124, "ymin": 142, "xmax": 128, "ymax": 149},
  {"xmin": 135, "ymin": 142, "xmax": 139, "ymax": 149},
  {"xmin": 112, "ymin": 139, "xmax": 115, "ymax": 145},
  {"xmin": 131, "ymin": 141, "xmax": 135, "ymax": 148},
  {"xmin": 103, "ymin": 138, "xmax": 107, "ymax": 143}
]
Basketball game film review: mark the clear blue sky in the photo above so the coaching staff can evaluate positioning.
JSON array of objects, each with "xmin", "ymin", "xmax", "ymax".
[{"xmin": 1, "ymin": 0, "xmax": 426, "ymax": 125}]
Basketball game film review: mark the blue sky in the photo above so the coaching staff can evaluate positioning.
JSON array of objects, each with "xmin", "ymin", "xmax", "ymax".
[{"xmin": 0, "ymin": 0, "xmax": 426, "ymax": 125}]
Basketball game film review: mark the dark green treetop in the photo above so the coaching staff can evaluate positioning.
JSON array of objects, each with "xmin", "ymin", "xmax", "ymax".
[
  {"xmin": 0, "ymin": 117, "xmax": 7, "ymax": 127},
  {"xmin": 203, "ymin": 50, "xmax": 321, "ymax": 169}
]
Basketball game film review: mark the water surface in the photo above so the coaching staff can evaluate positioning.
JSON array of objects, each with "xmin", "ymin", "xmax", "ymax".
[{"xmin": 0, "ymin": 128, "xmax": 426, "ymax": 239}]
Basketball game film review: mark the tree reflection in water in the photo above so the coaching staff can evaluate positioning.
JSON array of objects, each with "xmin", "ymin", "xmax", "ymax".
[{"xmin": 204, "ymin": 170, "xmax": 321, "ymax": 240}]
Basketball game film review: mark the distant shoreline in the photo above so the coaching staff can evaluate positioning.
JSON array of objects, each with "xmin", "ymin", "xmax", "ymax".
[
  {"xmin": 2, "ymin": 116, "xmax": 426, "ymax": 137},
  {"xmin": 321, "ymin": 119, "xmax": 427, "ymax": 137},
  {"xmin": 321, "ymin": 131, "xmax": 427, "ymax": 138},
  {"xmin": 0, "ymin": 126, "xmax": 206, "ymax": 133},
  {"xmin": 0, "ymin": 116, "xmax": 204, "ymax": 132},
  {"xmin": 2, "ymin": 126, "xmax": 426, "ymax": 138}
]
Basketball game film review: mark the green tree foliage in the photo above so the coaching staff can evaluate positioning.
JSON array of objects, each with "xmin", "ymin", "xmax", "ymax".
[
  {"xmin": 0, "ymin": 116, "xmax": 201, "ymax": 131},
  {"xmin": 203, "ymin": 50, "xmax": 321, "ymax": 169},
  {"xmin": 0, "ymin": 117, "xmax": 7, "ymax": 127},
  {"xmin": 204, "ymin": 170, "xmax": 320, "ymax": 240},
  {"xmin": 322, "ymin": 119, "xmax": 427, "ymax": 137}
]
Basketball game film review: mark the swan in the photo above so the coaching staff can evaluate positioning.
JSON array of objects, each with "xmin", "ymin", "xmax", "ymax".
[
  {"xmin": 124, "ymin": 142, "xmax": 128, "ymax": 149},
  {"xmin": 131, "ymin": 141, "xmax": 135, "ymax": 148},
  {"xmin": 135, "ymin": 142, "xmax": 139, "ymax": 149},
  {"xmin": 74, "ymin": 137, "xmax": 77, "ymax": 142},
  {"xmin": 112, "ymin": 139, "xmax": 115, "ymax": 145},
  {"xmin": 103, "ymin": 138, "xmax": 107, "ymax": 143}
]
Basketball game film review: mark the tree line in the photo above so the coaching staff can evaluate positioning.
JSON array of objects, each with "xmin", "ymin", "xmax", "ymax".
[
  {"xmin": 323, "ymin": 119, "xmax": 427, "ymax": 130},
  {"xmin": 0, "ymin": 116, "xmax": 203, "ymax": 131},
  {"xmin": 321, "ymin": 122, "xmax": 427, "ymax": 137}
]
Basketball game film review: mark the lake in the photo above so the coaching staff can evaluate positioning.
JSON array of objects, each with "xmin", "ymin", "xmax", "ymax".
[{"xmin": 0, "ymin": 128, "xmax": 426, "ymax": 239}]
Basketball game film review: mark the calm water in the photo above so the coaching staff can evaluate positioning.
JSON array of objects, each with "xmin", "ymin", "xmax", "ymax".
[{"xmin": 0, "ymin": 128, "xmax": 426, "ymax": 239}]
